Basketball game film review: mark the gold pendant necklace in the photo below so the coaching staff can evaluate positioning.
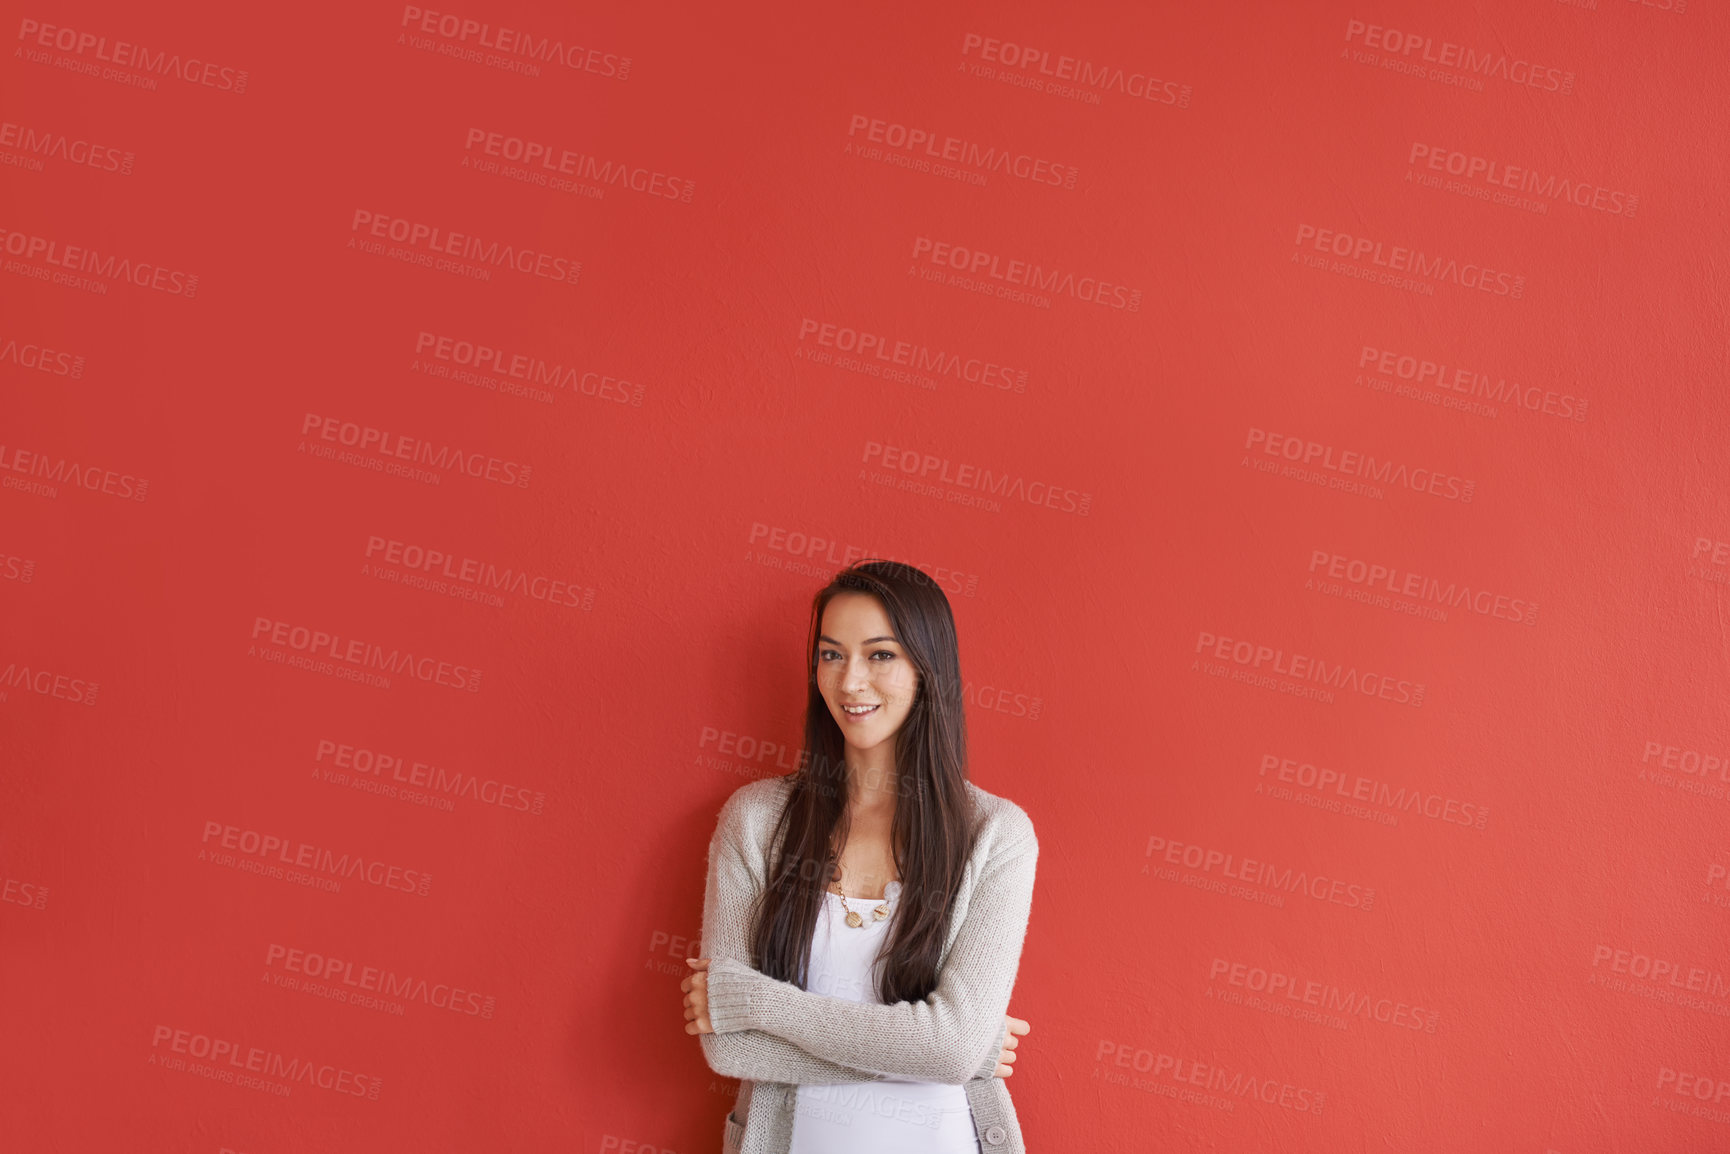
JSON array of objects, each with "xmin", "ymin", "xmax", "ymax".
[{"xmin": 829, "ymin": 863, "xmax": 891, "ymax": 928}]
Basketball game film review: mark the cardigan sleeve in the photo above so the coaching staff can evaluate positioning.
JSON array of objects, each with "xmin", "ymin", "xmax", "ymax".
[
  {"xmin": 705, "ymin": 807, "xmax": 1038, "ymax": 1086},
  {"xmin": 696, "ymin": 788, "xmax": 889, "ymax": 1086}
]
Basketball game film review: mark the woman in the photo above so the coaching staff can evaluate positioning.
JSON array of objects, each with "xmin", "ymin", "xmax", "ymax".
[{"xmin": 682, "ymin": 560, "xmax": 1039, "ymax": 1154}]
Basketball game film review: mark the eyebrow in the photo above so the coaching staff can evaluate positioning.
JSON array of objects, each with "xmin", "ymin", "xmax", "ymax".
[{"xmin": 818, "ymin": 635, "xmax": 900, "ymax": 646}]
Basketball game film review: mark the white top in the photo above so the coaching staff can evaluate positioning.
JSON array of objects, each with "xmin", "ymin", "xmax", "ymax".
[{"xmin": 789, "ymin": 880, "xmax": 983, "ymax": 1154}]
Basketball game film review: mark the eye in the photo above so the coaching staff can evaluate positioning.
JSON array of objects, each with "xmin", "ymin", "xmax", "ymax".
[{"xmin": 871, "ymin": 650, "xmax": 897, "ymax": 661}]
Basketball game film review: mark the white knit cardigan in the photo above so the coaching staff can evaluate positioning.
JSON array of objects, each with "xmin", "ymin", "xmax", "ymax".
[{"xmin": 699, "ymin": 773, "xmax": 1039, "ymax": 1154}]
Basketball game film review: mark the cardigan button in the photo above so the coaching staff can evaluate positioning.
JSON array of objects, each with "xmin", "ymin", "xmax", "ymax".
[{"xmin": 984, "ymin": 1124, "xmax": 1007, "ymax": 1145}]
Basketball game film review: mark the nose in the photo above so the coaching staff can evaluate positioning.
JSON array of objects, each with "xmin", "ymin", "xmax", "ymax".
[{"xmin": 841, "ymin": 656, "xmax": 872, "ymax": 692}]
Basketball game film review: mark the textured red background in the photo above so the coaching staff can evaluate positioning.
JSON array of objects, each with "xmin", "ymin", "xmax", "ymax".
[{"xmin": 3, "ymin": 2, "xmax": 1728, "ymax": 1151}]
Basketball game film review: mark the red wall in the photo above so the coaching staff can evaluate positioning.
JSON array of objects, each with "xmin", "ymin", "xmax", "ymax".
[{"xmin": 4, "ymin": 2, "xmax": 1727, "ymax": 1151}]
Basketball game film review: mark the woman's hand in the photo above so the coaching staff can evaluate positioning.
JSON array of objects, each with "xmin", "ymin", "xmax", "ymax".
[
  {"xmin": 995, "ymin": 1015, "xmax": 1030, "ymax": 1077},
  {"xmin": 683, "ymin": 958, "xmax": 713, "ymax": 1035}
]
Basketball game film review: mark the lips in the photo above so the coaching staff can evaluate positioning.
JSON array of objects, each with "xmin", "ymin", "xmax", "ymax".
[{"xmin": 841, "ymin": 703, "xmax": 881, "ymax": 717}]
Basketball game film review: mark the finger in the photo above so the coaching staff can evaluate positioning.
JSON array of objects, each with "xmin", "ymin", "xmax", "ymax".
[
  {"xmin": 1002, "ymin": 1035, "xmax": 1019, "ymax": 1050},
  {"xmin": 1008, "ymin": 1017, "xmax": 1030, "ymax": 1034},
  {"xmin": 999, "ymin": 1049, "xmax": 1016, "ymax": 1064},
  {"xmin": 996, "ymin": 1063, "xmax": 1013, "ymax": 1078},
  {"xmin": 686, "ymin": 958, "xmax": 711, "ymax": 970}
]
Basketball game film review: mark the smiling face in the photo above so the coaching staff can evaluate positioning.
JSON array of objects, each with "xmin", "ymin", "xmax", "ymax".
[{"xmin": 815, "ymin": 591, "xmax": 921, "ymax": 759}]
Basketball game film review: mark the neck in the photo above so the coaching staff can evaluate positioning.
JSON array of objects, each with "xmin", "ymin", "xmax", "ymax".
[{"xmin": 844, "ymin": 755, "xmax": 898, "ymax": 814}]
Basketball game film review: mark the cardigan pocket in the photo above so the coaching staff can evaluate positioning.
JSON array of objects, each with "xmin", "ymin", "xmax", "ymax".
[{"xmin": 722, "ymin": 1109, "xmax": 745, "ymax": 1154}]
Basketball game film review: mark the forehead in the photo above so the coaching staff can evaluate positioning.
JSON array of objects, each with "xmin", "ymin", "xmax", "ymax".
[{"xmin": 819, "ymin": 591, "xmax": 895, "ymax": 638}]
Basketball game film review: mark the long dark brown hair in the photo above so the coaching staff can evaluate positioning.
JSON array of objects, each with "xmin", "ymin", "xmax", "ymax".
[{"xmin": 748, "ymin": 559, "xmax": 977, "ymax": 1005}]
